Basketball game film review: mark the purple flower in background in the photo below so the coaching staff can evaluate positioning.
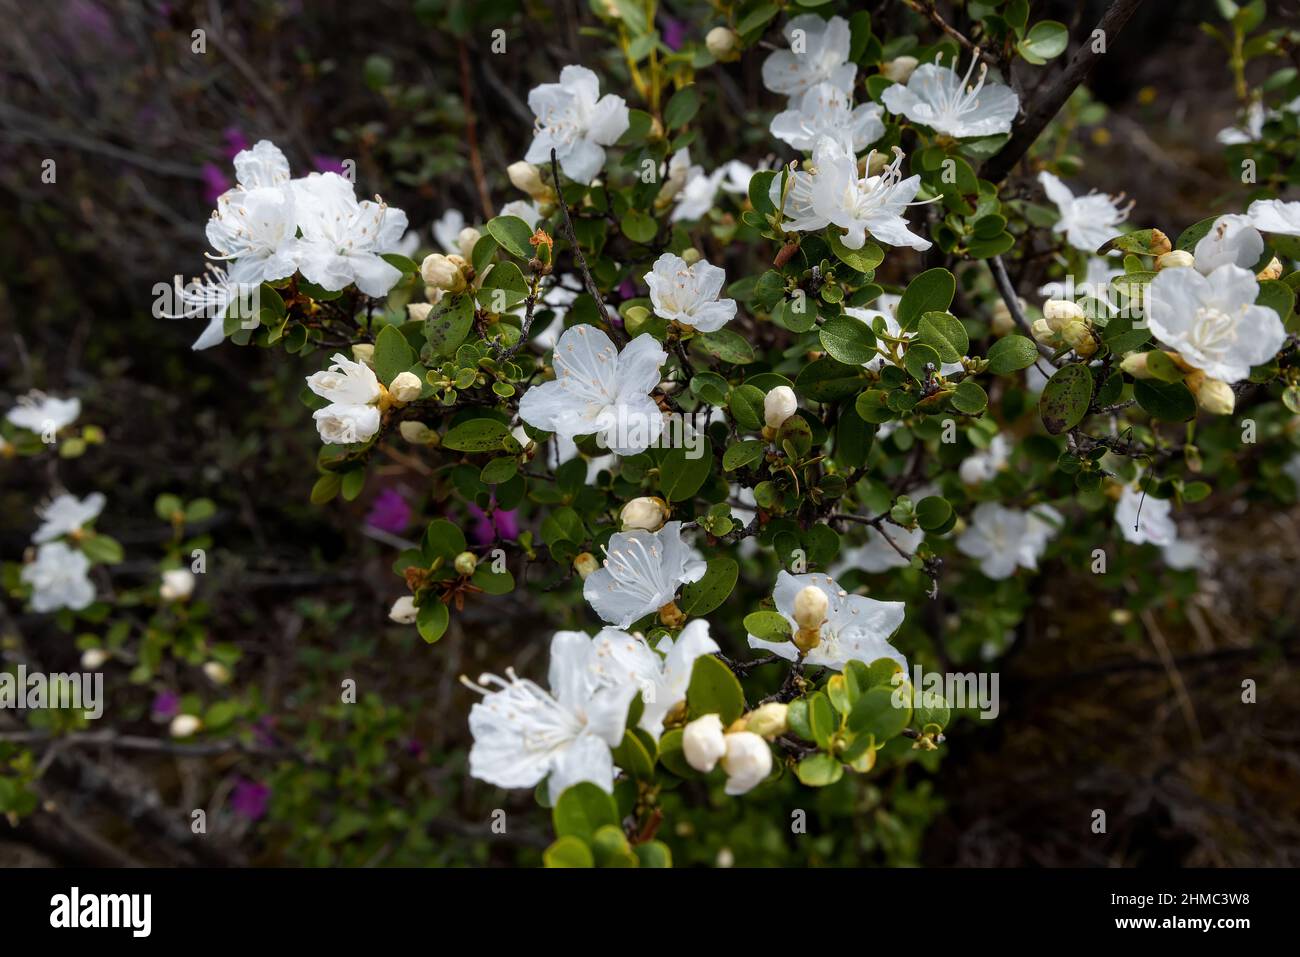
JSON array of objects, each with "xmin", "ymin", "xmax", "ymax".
[
  {"xmin": 662, "ymin": 18, "xmax": 687, "ymax": 51},
  {"xmin": 201, "ymin": 162, "xmax": 232, "ymax": 205},
  {"xmin": 405, "ymin": 737, "xmax": 425, "ymax": 758},
  {"xmin": 617, "ymin": 278, "xmax": 638, "ymax": 300},
  {"xmin": 466, "ymin": 500, "xmax": 519, "ymax": 545},
  {"xmin": 366, "ymin": 488, "xmax": 412, "ymax": 534},
  {"xmin": 252, "ymin": 716, "xmax": 277, "ymax": 749},
  {"xmin": 231, "ymin": 779, "xmax": 271, "ymax": 822},
  {"xmin": 152, "ymin": 690, "xmax": 180, "ymax": 721},
  {"xmin": 314, "ymin": 155, "xmax": 348, "ymax": 176},
  {"xmin": 223, "ymin": 127, "xmax": 250, "ymax": 160}
]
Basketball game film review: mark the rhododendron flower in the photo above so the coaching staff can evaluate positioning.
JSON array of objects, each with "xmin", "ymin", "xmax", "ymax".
[
  {"xmin": 881, "ymin": 54, "xmax": 1019, "ymax": 138},
  {"xmin": 1216, "ymin": 100, "xmax": 1266, "ymax": 144},
  {"xmin": 231, "ymin": 139, "xmax": 291, "ymax": 189},
  {"xmin": 832, "ymin": 524, "xmax": 924, "ymax": 574},
  {"xmin": 463, "ymin": 630, "xmax": 638, "ymax": 801},
  {"xmin": 959, "ymin": 434, "xmax": 1011, "ymax": 485},
  {"xmin": 432, "ymin": 208, "xmax": 468, "ymax": 253},
  {"xmin": 1247, "ymin": 199, "xmax": 1300, "ymax": 236},
  {"xmin": 1114, "ymin": 484, "xmax": 1177, "ymax": 547},
  {"xmin": 761, "ymin": 15, "xmax": 856, "ymax": 101},
  {"xmin": 1146, "ymin": 264, "xmax": 1285, "ymax": 384},
  {"xmin": 772, "ymin": 139, "xmax": 932, "ymax": 251},
  {"xmin": 525, "ymin": 65, "xmax": 630, "ymax": 183},
  {"xmin": 588, "ymin": 620, "xmax": 719, "ymax": 739},
  {"xmin": 22, "ymin": 541, "xmax": 96, "ymax": 613},
  {"xmin": 1192, "ymin": 214, "xmax": 1263, "ymax": 274},
  {"xmin": 722, "ymin": 731, "xmax": 773, "ymax": 796},
  {"xmin": 518, "ymin": 325, "xmax": 667, "ymax": 456},
  {"xmin": 747, "ymin": 571, "xmax": 907, "ymax": 672},
  {"xmin": 205, "ymin": 143, "xmax": 299, "ymax": 286},
  {"xmin": 583, "ymin": 521, "xmax": 706, "ymax": 628},
  {"xmin": 956, "ymin": 503, "xmax": 1060, "ymax": 580},
  {"xmin": 718, "ymin": 159, "xmax": 761, "ymax": 195},
  {"xmin": 6, "ymin": 392, "xmax": 80, "ymax": 434},
  {"xmin": 1037, "ymin": 172, "xmax": 1130, "ymax": 253},
  {"xmin": 769, "ymin": 82, "xmax": 885, "ymax": 154},
  {"xmin": 645, "ymin": 253, "xmax": 737, "ymax": 332},
  {"xmin": 499, "ymin": 199, "xmax": 543, "ymax": 229},
  {"xmin": 661, "ymin": 148, "xmax": 726, "ymax": 223},
  {"xmin": 306, "ymin": 352, "xmax": 384, "ymax": 444},
  {"xmin": 161, "ymin": 265, "xmax": 255, "ymax": 350},
  {"xmin": 33, "ymin": 492, "xmax": 105, "ymax": 543},
  {"xmin": 292, "ymin": 172, "xmax": 410, "ymax": 296}
]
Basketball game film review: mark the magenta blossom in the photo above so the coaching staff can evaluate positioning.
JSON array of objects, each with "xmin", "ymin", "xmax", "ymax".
[
  {"xmin": 662, "ymin": 18, "xmax": 687, "ymax": 51},
  {"xmin": 231, "ymin": 778, "xmax": 271, "ymax": 822},
  {"xmin": 313, "ymin": 155, "xmax": 348, "ymax": 176},
  {"xmin": 223, "ymin": 127, "xmax": 250, "ymax": 160},
  {"xmin": 201, "ymin": 162, "xmax": 231, "ymax": 205},
  {"xmin": 466, "ymin": 500, "xmax": 519, "ymax": 545},
  {"xmin": 151, "ymin": 690, "xmax": 180, "ymax": 721},
  {"xmin": 366, "ymin": 488, "xmax": 412, "ymax": 534}
]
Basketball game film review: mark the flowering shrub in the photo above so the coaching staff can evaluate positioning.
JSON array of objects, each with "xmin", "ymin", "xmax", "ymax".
[{"xmin": 6, "ymin": 0, "xmax": 1300, "ymax": 868}]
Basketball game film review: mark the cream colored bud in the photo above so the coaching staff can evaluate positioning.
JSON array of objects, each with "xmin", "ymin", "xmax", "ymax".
[
  {"xmin": 1031, "ymin": 318, "xmax": 1057, "ymax": 344},
  {"xmin": 573, "ymin": 552, "xmax": 600, "ymax": 580},
  {"xmin": 990, "ymin": 298, "xmax": 1020, "ymax": 336},
  {"xmin": 793, "ymin": 585, "xmax": 828, "ymax": 631},
  {"xmin": 160, "ymin": 568, "xmax": 196, "ymax": 602},
  {"xmin": 721, "ymin": 731, "xmax": 772, "ymax": 795},
  {"xmin": 453, "ymin": 551, "xmax": 478, "ymax": 576},
  {"xmin": 1195, "ymin": 377, "xmax": 1236, "ymax": 415},
  {"xmin": 1060, "ymin": 318, "xmax": 1096, "ymax": 357},
  {"xmin": 81, "ymin": 648, "xmax": 110, "ymax": 670},
  {"xmin": 388, "ymin": 371, "xmax": 422, "ymax": 404},
  {"xmin": 507, "ymin": 162, "xmax": 554, "ymax": 203},
  {"xmin": 420, "ymin": 253, "xmax": 467, "ymax": 292},
  {"xmin": 389, "ymin": 595, "xmax": 418, "ymax": 624},
  {"xmin": 705, "ymin": 26, "xmax": 740, "ymax": 62},
  {"xmin": 1149, "ymin": 229, "xmax": 1173, "ymax": 256},
  {"xmin": 1043, "ymin": 298, "xmax": 1086, "ymax": 332},
  {"xmin": 881, "ymin": 55, "xmax": 919, "ymax": 84},
  {"xmin": 203, "ymin": 661, "xmax": 232, "ymax": 685},
  {"xmin": 682, "ymin": 714, "xmax": 728, "ymax": 772},
  {"xmin": 424, "ymin": 285, "xmax": 445, "ymax": 305},
  {"xmin": 866, "ymin": 151, "xmax": 891, "ymax": 176},
  {"xmin": 398, "ymin": 420, "xmax": 436, "ymax": 444},
  {"xmin": 457, "ymin": 227, "xmax": 482, "ymax": 262},
  {"xmin": 763, "ymin": 386, "xmax": 798, "ymax": 430},
  {"xmin": 681, "ymin": 247, "xmax": 703, "ymax": 266},
  {"xmin": 406, "ymin": 302, "xmax": 433, "ymax": 323},
  {"xmin": 621, "ymin": 496, "xmax": 669, "ymax": 531},
  {"xmin": 1119, "ymin": 352, "xmax": 1154, "ymax": 379},
  {"xmin": 746, "ymin": 702, "xmax": 789, "ymax": 740},
  {"xmin": 1258, "ymin": 256, "xmax": 1283, "ymax": 281},
  {"xmin": 170, "ymin": 714, "xmax": 202, "ymax": 738},
  {"xmin": 351, "ymin": 342, "xmax": 375, "ymax": 366},
  {"xmin": 1156, "ymin": 249, "xmax": 1195, "ymax": 270}
]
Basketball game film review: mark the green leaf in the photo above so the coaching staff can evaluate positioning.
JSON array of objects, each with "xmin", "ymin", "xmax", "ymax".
[
  {"xmin": 442, "ymin": 418, "xmax": 509, "ymax": 452},
  {"xmin": 1097, "ymin": 228, "xmax": 1169, "ymax": 257},
  {"xmin": 478, "ymin": 260, "xmax": 530, "ymax": 312},
  {"xmin": 828, "ymin": 233, "xmax": 884, "ymax": 274},
  {"xmin": 480, "ymin": 456, "xmax": 519, "ymax": 484},
  {"xmin": 695, "ymin": 328, "xmax": 755, "ymax": 364},
  {"xmin": 485, "ymin": 215, "xmax": 534, "ymax": 259},
  {"xmin": 1018, "ymin": 20, "xmax": 1068, "ymax": 64},
  {"xmin": 544, "ymin": 835, "xmax": 594, "ymax": 868},
  {"xmin": 686, "ymin": 655, "xmax": 745, "ymax": 725},
  {"xmin": 848, "ymin": 685, "xmax": 911, "ymax": 745},
  {"xmin": 1038, "ymin": 363, "xmax": 1093, "ymax": 434},
  {"xmin": 723, "ymin": 439, "xmax": 764, "ymax": 471},
  {"xmin": 425, "ymin": 293, "xmax": 475, "ymax": 358},
  {"xmin": 950, "ymin": 379, "xmax": 987, "ymax": 414},
  {"xmin": 728, "ymin": 384, "xmax": 766, "ymax": 431},
  {"xmin": 904, "ymin": 342, "xmax": 941, "ymax": 381},
  {"xmin": 658, "ymin": 439, "xmax": 713, "ymax": 502},
  {"xmin": 915, "ymin": 311, "xmax": 969, "ymax": 363},
  {"xmin": 621, "ymin": 211, "xmax": 658, "ymax": 243},
  {"xmin": 1257, "ymin": 279, "xmax": 1295, "ymax": 326},
  {"xmin": 611, "ymin": 730, "xmax": 655, "ymax": 780},
  {"xmin": 744, "ymin": 611, "xmax": 791, "ymax": 645},
  {"xmin": 634, "ymin": 840, "xmax": 672, "ymax": 868},
  {"xmin": 591, "ymin": 825, "xmax": 639, "ymax": 867},
  {"xmin": 1133, "ymin": 379, "xmax": 1196, "ymax": 421},
  {"xmin": 915, "ymin": 495, "xmax": 953, "ymax": 531},
  {"xmin": 310, "ymin": 473, "xmax": 341, "ymax": 505},
  {"xmin": 680, "ymin": 558, "xmax": 738, "ymax": 617},
  {"xmin": 819, "ymin": 315, "xmax": 877, "ymax": 364},
  {"xmin": 424, "ymin": 519, "xmax": 468, "ymax": 560},
  {"xmin": 663, "ymin": 85, "xmax": 700, "ymax": 129},
  {"xmin": 416, "ymin": 601, "xmax": 449, "ymax": 644},
  {"xmin": 808, "ymin": 691, "xmax": 835, "ymax": 749},
  {"xmin": 79, "ymin": 534, "xmax": 124, "ymax": 565},
  {"xmin": 552, "ymin": 781, "xmax": 619, "ymax": 842},
  {"xmin": 540, "ymin": 506, "xmax": 587, "ymax": 549},
  {"xmin": 795, "ymin": 752, "xmax": 844, "ymax": 787},
  {"xmin": 373, "ymin": 324, "xmax": 416, "ymax": 386},
  {"xmin": 795, "ymin": 357, "xmax": 864, "ymax": 401},
  {"xmin": 896, "ymin": 267, "xmax": 955, "ymax": 331},
  {"xmin": 985, "ymin": 335, "xmax": 1039, "ymax": 374}
]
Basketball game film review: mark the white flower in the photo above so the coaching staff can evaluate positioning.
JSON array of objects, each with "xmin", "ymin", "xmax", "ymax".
[
  {"xmin": 518, "ymin": 325, "xmax": 667, "ymax": 456},
  {"xmin": 959, "ymin": 434, "xmax": 1011, "ymax": 485},
  {"xmin": 389, "ymin": 595, "xmax": 418, "ymax": 624},
  {"xmin": 1037, "ymin": 257, "xmax": 1124, "ymax": 313},
  {"xmin": 644, "ymin": 253, "xmax": 737, "ymax": 332},
  {"xmin": 463, "ymin": 630, "xmax": 637, "ymax": 801},
  {"xmin": 721, "ymin": 731, "xmax": 773, "ymax": 795},
  {"xmin": 661, "ymin": 149, "xmax": 726, "ymax": 223},
  {"xmin": 770, "ymin": 82, "xmax": 885, "ymax": 154},
  {"xmin": 682, "ymin": 714, "xmax": 727, "ymax": 772},
  {"xmin": 761, "ymin": 15, "xmax": 856, "ymax": 101},
  {"xmin": 881, "ymin": 54, "xmax": 1019, "ymax": 138},
  {"xmin": 160, "ymin": 265, "xmax": 255, "ymax": 350},
  {"xmin": 292, "ymin": 172, "xmax": 410, "ymax": 296},
  {"xmin": 500, "ymin": 199, "xmax": 543, "ymax": 229},
  {"xmin": 764, "ymin": 386, "xmax": 798, "ymax": 429},
  {"xmin": 81, "ymin": 648, "xmax": 111, "ymax": 670},
  {"xmin": 1161, "ymin": 539, "xmax": 1208, "ymax": 571},
  {"xmin": 1146, "ymin": 263, "xmax": 1285, "ymax": 384},
  {"xmin": 6, "ymin": 392, "xmax": 80, "ymax": 434},
  {"xmin": 832, "ymin": 524, "xmax": 925, "ymax": 574},
  {"xmin": 956, "ymin": 502, "xmax": 1060, "ymax": 580},
  {"xmin": 747, "ymin": 571, "xmax": 907, "ymax": 672},
  {"xmin": 21, "ymin": 541, "xmax": 95, "ymax": 613},
  {"xmin": 312, "ymin": 404, "xmax": 381, "ymax": 445},
  {"xmin": 231, "ymin": 139, "xmax": 291, "ymax": 189},
  {"xmin": 1192, "ymin": 215, "xmax": 1263, "ymax": 275},
  {"xmin": 589, "ymin": 620, "xmax": 720, "ymax": 739},
  {"xmin": 1037, "ymin": 171, "xmax": 1130, "ymax": 253},
  {"xmin": 432, "ymin": 208, "xmax": 466, "ymax": 253},
  {"xmin": 1248, "ymin": 199, "xmax": 1300, "ymax": 236},
  {"xmin": 1114, "ymin": 484, "xmax": 1176, "ymax": 547},
  {"xmin": 525, "ymin": 65, "xmax": 630, "ymax": 184},
  {"xmin": 170, "ymin": 714, "xmax": 202, "ymax": 738},
  {"xmin": 32, "ymin": 492, "xmax": 105, "ymax": 544},
  {"xmin": 307, "ymin": 352, "xmax": 383, "ymax": 406},
  {"xmin": 1216, "ymin": 100, "xmax": 1266, "ymax": 145},
  {"xmin": 773, "ymin": 139, "xmax": 932, "ymax": 251},
  {"xmin": 160, "ymin": 568, "xmax": 196, "ymax": 602},
  {"xmin": 583, "ymin": 521, "xmax": 707, "ymax": 628},
  {"xmin": 718, "ymin": 159, "xmax": 761, "ymax": 195},
  {"xmin": 206, "ymin": 184, "xmax": 299, "ymax": 287}
]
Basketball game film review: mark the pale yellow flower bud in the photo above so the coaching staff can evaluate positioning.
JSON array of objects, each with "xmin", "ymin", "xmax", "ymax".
[
  {"xmin": 80, "ymin": 648, "xmax": 110, "ymax": 670},
  {"xmin": 763, "ymin": 386, "xmax": 798, "ymax": 430},
  {"xmin": 1031, "ymin": 318, "xmax": 1057, "ymax": 344},
  {"xmin": 351, "ymin": 343, "xmax": 375, "ymax": 366},
  {"xmin": 620, "ymin": 496, "xmax": 669, "ymax": 532},
  {"xmin": 573, "ymin": 552, "xmax": 600, "ymax": 580},
  {"xmin": 420, "ymin": 253, "xmax": 467, "ymax": 292},
  {"xmin": 203, "ymin": 661, "xmax": 232, "ymax": 685},
  {"xmin": 705, "ymin": 26, "xmax": 740, "ymax": 62},
  {"xmin": 746, "ymin": 702, "xmax": 789, "ymax": 740},
  {"xmin": 454, "ymin": 551, "xmax": 478, "ymax": 576},
  {"xmin": 406, "ymin": 302, "xmax": 433, "ymax": 323},
  {"xmin": 793, "ymin": 585, "xmax": 827, "ymax": 632},
  {"xmin": 388, "ymin": 371, "xmax": 423, "ymax": 404},
  {"xmin": 1043, "ymin": 298, "xmax": 1086, "ymax": 332},
  {"xmin": 507, "ymin": 162, "xmax": 556, "ymax": 204},
  {"xmin": 1156, "ymin": 249, "xmax": 1195, "ymax": 270},
  {"xmin": 170, "ymin": 714, "xmax": 202, "ymax": 738},
  {"xmin": 1194, "ymin": 377, "xmax": 1235, "ymax": 415},
  {"xmin": 398, "ymin": 420, "xmax": 437, "ymax": 444},
  {"xmin": 388, "ymin": 595, "xmax": 418, "ymax": 624},
  {"xmin": 1258, "ymin": 256, "xmax": 1283, "ymax": 281},
  {"xmin": 1119, "ymin": 352, "xmax": 1154, "ymax": 379},
  {"xmin": 457, "ymin": 227, "xmax": 482, "ymax": 262},
  {"xmin": 881, "ymin": 55, "xmax": 919, "ymax": 84}
]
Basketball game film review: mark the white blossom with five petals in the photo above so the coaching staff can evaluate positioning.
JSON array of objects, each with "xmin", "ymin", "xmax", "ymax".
[
  {"xmin": 22, "ymin": 542, "xmax": 96, "ymax": 613},
  {"xmin": 525, "ymin": 66, "xmax": 630, "ymax": 184},
  {"xmin": 881, "ymin": 54, "xmax": 1019, "ymax": 138},
  {"xmin": 645, "ymin": 253, "xmax": 737, "ymax": 332},
  {"xmin": 769, "ymin": 82, "xmax": 885, "ymax": 154},
  {"xmin": 956, "ymin": 503, "xmax": 1060, "ymax": 580},
  {"xmin": 33, "ymin": 493, "xmax": 106, "ymax": 544},
  {"xmin": 761, "ymin": 15, "xmax": 856, "ymax": 102},
  {"xmin": 583, "ymin": 522, "xmax": 707, "ymax": 628},
  {"xmin": 1037, "ymin": 171, "xmax": 1130, "ymax": 254}
]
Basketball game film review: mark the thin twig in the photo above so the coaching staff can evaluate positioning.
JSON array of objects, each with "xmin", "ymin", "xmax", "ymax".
[
  {"xmin": 989, "ymin": 255, "xmax": 1056, "ymax": 361},
  {"xmin": 548, "ymin": 148, "xmax": 626, "ymax": 344}
]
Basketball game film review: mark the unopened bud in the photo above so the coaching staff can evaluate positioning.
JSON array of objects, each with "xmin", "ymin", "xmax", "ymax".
[
  {"xmin": 1148, "ymin": 229, "xmax": 1172, "ymax": 256},
  {"xmin": 1031, "ymin": 318, "xmax": 1056, "ymax": 344},
  {"xmin": 621, "ymin": 496, "xmax": 669, "ymax": 531},
  {"xmin": 398, "ymin": 420, "xmax": 437, "ymax": 444},
  {"xmin": 420, "ymin": 253, "xmax": 468, "ymax": 292},
  {"xmin": 792, "ymin": 584, "xmax": 828, "ymax": 649},
  {"xmin": 763, "ymin": 386, "xmax": 798, "ymax": 430},
  {"xmin": 407, "ymin": 302, "xmax": 433, "ymax": 323},
  {"xmin": 682, "ymin": 714, "xmax": 727, "ymax": 772},
  {"xmin": 507, "ymin": 162, "xmax": 555, "ymax": 204},
  {"xmin": 573, "ymin": 552, "xmax": 600, "ymax": 579},
  {"xmin": 990, "ymin": 297, "xmax": 1020, "ymax": 336},
  {"xmin": 705, "ymin": 26, "xmax": 740, "ymax": 62},
  {"xmin": 746, "ymin": 702, "xmax": 789, "ymax": 740},
  {"xmin": 1043, "ymin": 298, "xmax": 1085, "ymax": 332},
  {"xmin": 1194, "ymin": 376, "xmax": 1235, "ymax": 415},
  {"xmin": 203, "ymin": 661, "xmax": 232, "ymax": 685},
  {"xmin": 453, "ymin": 551, "xmax": 478, "ymax": 576},
  {"xmin": 351, "ymin": 342, "xmax": 375, "ymax": 366},
  {"xmin": 170, "ymin": 714, "xmax": 202, "ymax": 738},
  {"xmin": 881, "ymin": 55, "xmax": 919, "ymax": 84},
  {"xmin": 389, "ymin": 595, "xmax": 418, "ymax": 623},
  {"xmin": 1060, "ymin": 318, "xmax": 1096, "ymax": 357},
  {"xmin": 1258, "ymin": 256, "xmax": 1283, "ymax": 281},
  {"xmin": 388, "ymin": 371, "xmax": 422, "ymax": 404},
  {"xmin": 1119, "ymin": 352, "xmax": 1154, "ymax": 379},
  {"xmin": 681, "ymin": 247, "xmax": 702, "ymax": 266},
  {"xmin": 1156, "ymin": 249, "xmax": 1194, "ymax": 270},
  {"xmin": 457, "ymin": 227, "xmax": 482, "ymax": 262},
  {"xmin": 81, "ymin": 648, "xmax": 110, "ymax": 670}
]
